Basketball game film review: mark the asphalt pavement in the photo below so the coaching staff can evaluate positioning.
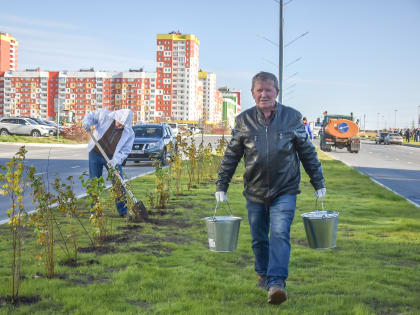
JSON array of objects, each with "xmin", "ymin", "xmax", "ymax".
[
  {"xmin": 313, "ymin": 138, "xmax": 420, "ymax": 207},
  {"xmin": 2, "ymin": 135, "xmax": 418, "ymax": 223},
  {"xmin": 0, "ymin": 142, "xmax": 154, "ymax": 222}
]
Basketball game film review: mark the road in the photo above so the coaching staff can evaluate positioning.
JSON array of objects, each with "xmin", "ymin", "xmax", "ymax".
[
  {"xmin": 314, "ymin": 139, "xmax": 420, "ymax": 207},
  {"xmin": 0, "ymin": 134, "xmax": 226, "ymax": 222},
  {"xmin": 3, "ymin": 134, "xmax": 417, "ymax": 222},
  {"xmin": 0, "ymin": 143, "xmax": 154, "ymax": 222}
]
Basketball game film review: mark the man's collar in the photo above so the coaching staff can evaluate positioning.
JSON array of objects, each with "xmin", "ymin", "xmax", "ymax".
[{"xmin": 256, "ymin": 102, "xmax": 279, "ymax": 124}]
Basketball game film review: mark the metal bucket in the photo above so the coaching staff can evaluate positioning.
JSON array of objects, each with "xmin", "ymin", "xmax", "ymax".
[
  {"xmin": 205, "ymin": 201, "xmax": 242, "ymax": 252},
  {"xmin": 301, "ymin": 200, "xmax": 339, "ymax": 249}
]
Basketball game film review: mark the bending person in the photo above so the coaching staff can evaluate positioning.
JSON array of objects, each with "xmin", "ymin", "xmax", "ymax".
[{"xmin": 82, "ymin": 109, "xmax": 134, "ymax": 217}]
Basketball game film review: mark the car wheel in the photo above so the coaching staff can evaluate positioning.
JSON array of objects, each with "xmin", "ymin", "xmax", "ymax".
[
  {"xmin": 31, "ymin": 130, "xmax": 41, "ymax": 137},
  {"xmin": 122, "ymin": 159, "xmax": 127, "ymax": 166},
  {"xmin": 161, "ymin": 148, "xmax": 167, "ymax": 165},
  {"xmin": 0, "ymin": 129, "xmax": 9, "ymax": 136}
]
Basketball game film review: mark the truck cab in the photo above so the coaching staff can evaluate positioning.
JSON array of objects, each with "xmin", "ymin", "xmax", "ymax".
[{"xmin": 320, "ymin": 114, "xmax": 360, "ymax": 153}]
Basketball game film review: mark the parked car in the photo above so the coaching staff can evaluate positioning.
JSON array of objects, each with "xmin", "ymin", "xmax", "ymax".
[
  {"xmin": 375, "ymin": 132, "xmax": 389, "ymax": 144},
  {"xmin": 42, "ymin": 120, "xmax": 65, "ymax": 134},
  {"xmin": 168, "ymin": 123, "xmax": 179, "ymax": 137},
  {"xmin": 26, "ymin": 117, "xmax": 57, "ymax": 136},
  {"xmin": 124, "ymin": 123, "xmax": 176, "ymax": 165},
  {"xmin": 0, "ymin": 117, "xmax": 51, "ymax": 137},
  {"xmin": 384, "ymin": 133, "xmax": 403, "ymax": 145}
]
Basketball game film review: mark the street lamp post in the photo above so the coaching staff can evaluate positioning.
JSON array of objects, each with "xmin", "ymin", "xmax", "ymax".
[
  {"xmin": 394, "ymin": 109, "xmax": 398, "ymax": 131},
  {"xmin": 417, "ymin": 105, "xmax": 420, "ymax": 128},
  {"xmin": 377, "ymin": 112, "xmax": 380, "ymax": 134},
  {"xmin": 278, "ymin": 0, "xmax": 284, "ymax": 103}
]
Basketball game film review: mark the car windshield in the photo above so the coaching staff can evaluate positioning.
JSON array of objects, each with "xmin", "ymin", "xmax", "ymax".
[
  {"xmin": 169, "ymin": 124, "xmax": 177, "ymax": 128},
  {"xmin": 27, "ymin": 118, "xmax": 38, "ymax": 125},
  {"xmin": 133, "ymin": 126, "xmax": 163, "ymax": 138},
  {"xmin": 390, "ymin": 134, "xmax": 400, "ymax": 137}
]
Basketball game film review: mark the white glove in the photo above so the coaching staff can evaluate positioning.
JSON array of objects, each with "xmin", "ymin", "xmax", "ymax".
[
  {"xmin": 314, "ymin": 188, "xmax": 327, "ymax": 199},
  {"xmin": 82, "ymin": 122, "xmax": 90, "ymax": 132},
  {"xmin": 215, "ymin": 191, "xmax": 228, "ymax": 202}
]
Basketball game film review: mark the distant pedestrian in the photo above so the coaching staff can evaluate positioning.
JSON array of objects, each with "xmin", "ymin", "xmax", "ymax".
[
  {"xmin": 416, "ymin": 129, "xmax": 420, "ymax": 142},
  {"xmin": 302, "ymin": 117, "xmax": 313, "ymax": 140},
  {"xmin": 405, "ymin": 129, "xmax": 410, "ymax": 143}
]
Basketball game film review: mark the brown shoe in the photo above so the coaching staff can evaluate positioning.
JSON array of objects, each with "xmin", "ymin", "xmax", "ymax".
[
  {"xmin": 268, "ymin": 283, "xmax": 287, "ymax": 305},
  {"xmin": 257, "ymin": 275, "xmax": 267, "ymax": 290}
]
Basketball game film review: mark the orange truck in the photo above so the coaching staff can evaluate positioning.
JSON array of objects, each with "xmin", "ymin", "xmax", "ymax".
[{"xmin": 319, "ymin": 114, "xmax": 360, "ymax": 153}]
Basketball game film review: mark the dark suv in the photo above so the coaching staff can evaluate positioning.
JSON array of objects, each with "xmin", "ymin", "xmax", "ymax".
[
  {"xmin": 124, "ymin": 123, "xmax": 176, "ymax": 165},
  {"xmin": 375, "ymin": 132, "xmax": 389, "ymax": 144}
]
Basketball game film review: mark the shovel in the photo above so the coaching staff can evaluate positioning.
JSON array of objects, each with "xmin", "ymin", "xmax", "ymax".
[{"xmin": 87, "ymin": 129, "xmax": 148, "ymax": 221}]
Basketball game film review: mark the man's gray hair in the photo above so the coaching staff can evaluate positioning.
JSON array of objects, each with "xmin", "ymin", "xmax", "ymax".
[{"xmin": 251, "ymin": 71, "xmax": 279, "ymax": 92}]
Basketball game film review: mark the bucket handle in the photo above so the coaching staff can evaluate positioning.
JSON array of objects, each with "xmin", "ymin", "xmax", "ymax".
[
  {"xmin": 212, "ymin": 201, "xmax": 233, "ymax": 220},
  {"xmin": 314, "ymin": 198, "xmax": 325, "ymax": 211}
]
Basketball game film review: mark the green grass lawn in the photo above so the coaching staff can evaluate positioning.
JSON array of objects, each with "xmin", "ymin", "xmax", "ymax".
[
  {"xmin": 404, "ymin": 140, "xmax": 420, "ymax": 146},
  {"xmin": 0, "ymin": 135, "xmax": 85, "ymax": 144},
  {"xmin": 0, "ymin": 151, "xmax": 419, "ymax": 314}
]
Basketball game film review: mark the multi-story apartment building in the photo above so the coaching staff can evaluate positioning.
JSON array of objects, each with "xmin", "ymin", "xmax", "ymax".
[
  {"xmin": 156, "ymin": 32, "xmax": 201, "ymax": 122},
  {"xmin": 57, "ymin": 69, "xmax": 156, "ymax": 123},
  {"xmin": 0, "ymin": 32, "xmax": 18, "ymax": 72},
  {"xmin": 199, "ymin": 71, "xmax": 223, "ymax": 123},
  {"xmin": 0, "ymin": 32, "xmax": 240, "ymax": 126},
  {"xmin": 1, "ymin": 69, "xmax": 50, "ymax": 119},
  {"xmin": 219, "ymin": 87, "xmax": 241, "ymax": 128},
  {"xmin": 0, "ymin": 69, "xmax": 156, "ymax": 123},
  {"xmin": 0, "ymin": 73, "xmax": 4, "ymax": 116}
]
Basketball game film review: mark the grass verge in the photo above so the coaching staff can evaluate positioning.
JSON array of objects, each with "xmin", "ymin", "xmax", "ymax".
[{"xmin": 0, "ymin": 151, "xmax": 419, "ymax": 314}]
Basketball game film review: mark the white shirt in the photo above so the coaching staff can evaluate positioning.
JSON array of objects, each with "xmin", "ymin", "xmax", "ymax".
[{"xmin": 82, "ymin": 109, "xmax": 134, "ymax": 166}]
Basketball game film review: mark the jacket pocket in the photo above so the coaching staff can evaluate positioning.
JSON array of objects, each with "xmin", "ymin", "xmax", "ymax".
[{"xmin": 276, "ymin": 131, "xmax": 294, "ymax": 153}]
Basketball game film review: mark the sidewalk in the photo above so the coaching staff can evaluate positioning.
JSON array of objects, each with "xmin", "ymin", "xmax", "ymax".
[{"xmin": 0, "ymin": 142, "xmax": 87, "ymax": 148}]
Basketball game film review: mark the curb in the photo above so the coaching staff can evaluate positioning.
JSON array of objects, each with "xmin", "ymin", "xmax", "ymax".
[
  {"xmin": 0, "ymin": 168, "xmax": 157, "ymax": 225},
  {"xmin": 403, "ymin": 144, "xmax": 420, "ymax": 148},
  {"xmin": 0, "ymin": 142, "xmax": 88, "ymax": 148}
]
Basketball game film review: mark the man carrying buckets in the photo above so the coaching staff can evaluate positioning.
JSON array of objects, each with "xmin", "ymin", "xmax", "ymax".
[{"xmin": 215, "ymin": 71, "xmax": 326, "ymax": 305}]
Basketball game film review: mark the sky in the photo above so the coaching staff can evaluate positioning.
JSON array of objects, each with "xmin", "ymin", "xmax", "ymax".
[{"xmin": 1, "ymin": 0, "xmax": 419, "ymax": 130}]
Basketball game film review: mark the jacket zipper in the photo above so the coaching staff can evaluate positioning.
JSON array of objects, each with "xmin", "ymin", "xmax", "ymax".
[{"xmin": 266, "ymin": 126, "xmax": 270, "ymax": 198}]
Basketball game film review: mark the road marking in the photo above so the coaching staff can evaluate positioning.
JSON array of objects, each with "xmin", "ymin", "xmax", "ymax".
[
  {"xmin": 407, "ymin": 162, "xmax": 413, "ymax": 164},
  {"xmin": 71, "ymin": 165, "xmax": 80, "ymax": 169}
]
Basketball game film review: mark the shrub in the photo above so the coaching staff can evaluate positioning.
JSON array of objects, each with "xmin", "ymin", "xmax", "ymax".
[{"xmin": 62, "ymin": 124, "xmax": 90, "ymax": 142}]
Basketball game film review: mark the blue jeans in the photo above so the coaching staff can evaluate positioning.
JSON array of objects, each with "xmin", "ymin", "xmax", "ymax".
[
  {"xmin": 89, "ymin": 150, "xmax": 128, "ymax": 216},
  {"xmin": 246, "ymin": 194, "xmax": 297, "ymax": 289}
]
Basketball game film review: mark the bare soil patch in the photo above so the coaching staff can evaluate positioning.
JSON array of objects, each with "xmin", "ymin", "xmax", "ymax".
[{"xmin": 0, "ymin": 295, "xmax": 41, "ymax": 307}]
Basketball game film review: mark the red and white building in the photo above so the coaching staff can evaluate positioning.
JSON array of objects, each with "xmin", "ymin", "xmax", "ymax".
[
  {"xmin": 156, "ymin": 32, "xmax": 201, "ymax": 122},
  {"xmin": 0, "ymin": 69, "xmax": 155, "ymax": 123},
  {"xmin": 0, "ymin": 32, "xmax": 18, "ymax": 72},
  {"xmin": 0, "ymin": 32, "xmax": 241, "ymax": 125},
  {"xmin": 57, "ymin": 70, "xmax": 156, "ymax": 123}
]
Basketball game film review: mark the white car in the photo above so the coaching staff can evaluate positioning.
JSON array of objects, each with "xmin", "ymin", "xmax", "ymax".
[
  {"xmin": 168, "ymin": 123, "xmax": 179, "ymax": 137},
  {"xmin": 384, "ymin": 133, "xmax": 403, "ymax": 145},
  {"xmin": 0, "ymin": 117, "xmax": 51, "ymax": 137}
]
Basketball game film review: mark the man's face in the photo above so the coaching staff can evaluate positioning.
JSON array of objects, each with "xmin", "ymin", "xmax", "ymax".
[
  {"xmin": 115, "ymin": 121, "xmax": 124, "ymax": 129},
  {"xmin": 252, "ymin": 80, "xmax": 279, "ymax": 111}
]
